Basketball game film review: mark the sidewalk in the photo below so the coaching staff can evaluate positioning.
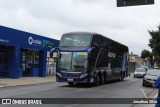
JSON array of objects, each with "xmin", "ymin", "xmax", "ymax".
[{"xmin": 0, "ymin": 76, "xmax": 56, "ymax": 88}]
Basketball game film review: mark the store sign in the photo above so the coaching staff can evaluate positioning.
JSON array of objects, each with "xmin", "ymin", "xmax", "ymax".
[
  {"xmin": 0, "ymin": 38, "xmax": 9, "ymax": 43},
  {"xmin": 28, "ymin": 37, "xmax": 42, "ymax": 45},
  {"xmin": 43, "ymin": 40, "xmax": 54, "ymax": 48}
]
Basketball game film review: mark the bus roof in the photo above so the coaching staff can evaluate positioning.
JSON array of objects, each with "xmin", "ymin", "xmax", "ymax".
[
  {"xmin": 63, "ymin": 32, "xmax": 98, "ymax": 35},
  {"xmin": 62, "ymin": 32, "xmax": 128, "ymax": 50}
]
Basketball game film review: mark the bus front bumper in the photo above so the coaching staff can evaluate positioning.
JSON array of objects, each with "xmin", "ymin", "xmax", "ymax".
[{"xmin": 56, "ymin": 72, "xmax": 94, "ymax": 83}]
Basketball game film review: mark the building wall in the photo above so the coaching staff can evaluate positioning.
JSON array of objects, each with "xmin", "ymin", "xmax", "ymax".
[
  {"xmin": 0, "ymin": 26, "xmax": 59, "ymax": 50},
  {"xmin": 0, "ymin": 26, "xmax": 59, "ymax": 78},
  {"xmin": 129, "ymin": 54, "xmax": 143, "ymax": 72}
]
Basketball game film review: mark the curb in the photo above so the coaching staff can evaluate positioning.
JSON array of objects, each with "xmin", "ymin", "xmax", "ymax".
[{"xmin": 0, "ymin": 81, "xmax": 56, "ymax": 88}]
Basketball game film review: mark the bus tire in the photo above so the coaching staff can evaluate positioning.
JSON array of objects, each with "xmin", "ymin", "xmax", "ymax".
[
  {"xmin": 68, "ymin": 82, "xmax": 74, "ymax": 86},
  {"xmin": 120, "ymin": 72, "xmax": 124, "ymax": 81},
  {"xmin": 100, "ymin": 75, "xmax": 105, "ymax": 85},
  {"xmin": 95, "ymin": 75, "xmax": 100, "ymax": 86}
]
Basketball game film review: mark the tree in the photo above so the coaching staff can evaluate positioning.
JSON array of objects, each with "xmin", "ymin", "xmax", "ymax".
[
  {"xmin": 141, "ymin": 49, "xmax": 151, "ymax": 59},
  {"xmin": 148, "ymin": 25, "xmax": 160, "ymax": 56},
  {"xmin": 148, "ymin": 25, "xmax": 160, "ymax": 66}
]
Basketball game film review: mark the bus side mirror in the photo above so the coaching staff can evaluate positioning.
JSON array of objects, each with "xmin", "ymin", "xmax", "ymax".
[
  {"xmin": 50, "ymin": 51, "xmax": 53, "ymax": 58},
  {"xmin": 54, "ymin": 58, "xmax": 57, "ymax": 63},
  {"xmin": 58, "ymin": 53, "xmax": 62, "ymax": 59},
  {"xmin": 88, "ymin": 48, "xmax": 94, "ymax": 55},
  {"xmin": 50, "ymin": 47, "xmax": 60, "ymax": 58}
]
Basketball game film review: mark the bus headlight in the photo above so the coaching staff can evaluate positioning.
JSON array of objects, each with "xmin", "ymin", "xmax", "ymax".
[
  {"xmin": 80, "ymin": 73, "xmax": 88, "ymax": 78},
  {"xmin": 90, "ymin": 72, "xmax": 94, "ymax": 76},
  {"xmin": 56, "ymin": 72, "xmax": 62, "ymax": 78}
]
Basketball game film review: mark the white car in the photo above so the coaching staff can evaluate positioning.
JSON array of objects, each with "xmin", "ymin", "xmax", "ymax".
[{"xmin": 134, "ymin": 68, "xmax": 146, "ymax": 78}]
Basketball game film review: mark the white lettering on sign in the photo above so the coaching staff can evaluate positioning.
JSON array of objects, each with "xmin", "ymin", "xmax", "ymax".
[
  {"xmin": 0, "ymin": 38, "xmax": 9, "ymax": 43},
  {"xmin": 28, "ymin": 37, "xmax": 42, "ymax": 45},
  {"xmin": 1, "ymin": 99, "xmax": 42, "ymax": 105}
]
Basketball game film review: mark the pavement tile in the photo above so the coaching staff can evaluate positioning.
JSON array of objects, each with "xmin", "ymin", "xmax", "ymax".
[{"xmin": 0, "ymin": 76, "xmax": 56, "ymax": 87}]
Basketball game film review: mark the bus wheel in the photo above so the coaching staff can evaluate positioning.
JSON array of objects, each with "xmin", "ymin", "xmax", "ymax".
[
  {"xmin": 120, "ymin": 72, "xmax": 124, "ymax": 81},
  {"xmin": 100, "ymin": 75, "xmax": 105, "ymax": 85},
  {"xmin": 68, "ymin": 82, "xmax": 74, "ymax": 86},
  {"xmin": 95, "ymin": 75, "xmax": 100, "ymax": 86}
]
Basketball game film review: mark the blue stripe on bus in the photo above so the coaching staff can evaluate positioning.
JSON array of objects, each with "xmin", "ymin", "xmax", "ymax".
[{"xmin": 59, "ymin": 47, "xmax": 90, "ymax": 51}]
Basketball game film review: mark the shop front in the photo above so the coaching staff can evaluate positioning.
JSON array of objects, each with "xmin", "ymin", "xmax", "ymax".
[{"xmin": 0, "ymin": 26, "xmax": 59, "ymax": 78}]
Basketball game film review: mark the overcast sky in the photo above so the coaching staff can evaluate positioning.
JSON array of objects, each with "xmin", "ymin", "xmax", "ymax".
[{"xmin": 0, "ymin": 0, "xmax": 160, "ymax": 55}]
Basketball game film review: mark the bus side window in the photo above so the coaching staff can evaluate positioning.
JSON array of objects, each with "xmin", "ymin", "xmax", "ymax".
[
  {"xmin": 109, "ymin": 40, "xmax": 114, "ymax": 52},
  {"xmin": 103, "ymin": 38, "xmax": 108, "ymax": 49},
  {"xmin": 92, "ymin": 35, "xmax": 99, "ymax": 47},
  {"xmin": 99, "ymin": 35, "xmax": 105, "ymax": 48},
  {"xmin": 92, "ymin": 35, "xmax": 104, "ymax": 48}
]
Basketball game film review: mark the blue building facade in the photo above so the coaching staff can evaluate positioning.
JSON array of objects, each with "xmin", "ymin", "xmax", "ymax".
[{"xmin": 0, "ymin": 26, "xmax": 59, "ymax": 78}]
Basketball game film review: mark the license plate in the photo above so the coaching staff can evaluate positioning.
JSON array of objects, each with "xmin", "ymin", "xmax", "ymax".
[{"xmin": 67, "ymin": 79, "xmax": 73, "ymax": 82}]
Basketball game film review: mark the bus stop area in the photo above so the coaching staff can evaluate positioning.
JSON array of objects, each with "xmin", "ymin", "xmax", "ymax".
[{"xmin": 0, "ymin": 76, "xmax": 56, "ymax": 88}]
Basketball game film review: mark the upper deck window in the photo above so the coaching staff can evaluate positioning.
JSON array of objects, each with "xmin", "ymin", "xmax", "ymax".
[{"xmin": 60, "ymin": 34, "xmax": 92, "ymax": 47}]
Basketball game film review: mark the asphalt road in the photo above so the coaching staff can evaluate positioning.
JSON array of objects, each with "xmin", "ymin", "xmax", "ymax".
[{"xmin": 0, "ymin": 76, "xmax": 158, "ymax": 107}]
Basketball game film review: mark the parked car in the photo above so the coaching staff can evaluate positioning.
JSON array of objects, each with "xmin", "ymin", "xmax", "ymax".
[
  {"xmin": 134, "ymin": 68, "xmax": 146, "ymax": 78},
  {"xmin": 143, "ymin": 69, "xmax": 160, "ymax": 87},
  {"xmin": 154, "ymin": 67, "xmax": 159, "ymax": 69}
]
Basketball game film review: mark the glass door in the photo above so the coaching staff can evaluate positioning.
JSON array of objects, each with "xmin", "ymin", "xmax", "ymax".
[
  {"xmin": 20, "ymin": 49, "xmax": 40, "ymax": 77},
  {"xmin": 0, "ymin": 46, "xmax": 9, "ymax": 77},
  {"xmin": 20, "ymin": 49, "xmax": 27, "ymax": 76}
]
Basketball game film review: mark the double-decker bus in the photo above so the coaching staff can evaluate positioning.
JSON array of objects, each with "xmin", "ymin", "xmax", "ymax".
[{"xmin": 50, "ymin": 32, "xmax": 129, "ymax": 86}]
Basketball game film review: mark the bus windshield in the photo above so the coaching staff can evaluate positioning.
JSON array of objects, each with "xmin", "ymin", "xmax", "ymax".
[
  {"xmin": 59, "ymin": 52, "xmax": 72, "ymax": 70},
  {"xmin": 60, "ymin": 34, "xmax": 92, "ymax": 47},
  {"xmin": 59, "ymin": 52, "xmax": 88, "ymax": 72},
  {"xmin": 72, "ymin": 52, "xmax": 88, "ymax": 72}
]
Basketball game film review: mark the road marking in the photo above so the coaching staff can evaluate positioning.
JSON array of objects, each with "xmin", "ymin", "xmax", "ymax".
[{"xmin": 141, "ymin": 89, "xmax": 148, "ymax": 98}]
